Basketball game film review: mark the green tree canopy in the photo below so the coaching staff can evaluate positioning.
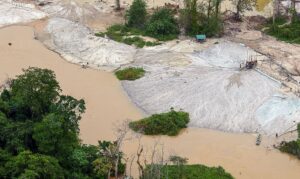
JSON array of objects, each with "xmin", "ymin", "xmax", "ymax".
[
  {"xmin": 146, "ymin": 8, "xmax": 179, "ymax": 40},
  {"xmin": 9, "ymin": 67, "xmax": 61, "ymax": 120},
  {"xmin": 4, "ymin": 151, "xmax": 64, "ymax": 179},
  {"xmin": 126, "ymin": 0, "xmax": 147, "ymax": 28}
]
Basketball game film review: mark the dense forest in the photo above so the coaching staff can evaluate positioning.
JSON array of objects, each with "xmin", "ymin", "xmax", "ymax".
[{"xmin": 0, "ymin": 67, "xmax": 125, "ymax": 178}]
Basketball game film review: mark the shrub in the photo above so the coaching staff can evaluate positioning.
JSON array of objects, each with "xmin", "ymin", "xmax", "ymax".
[
  {"xmin": 96, "ymin": 24, "xmax": 161, "ymax": 48},
  {"xmin": 115, "ymin": 67, "xmax": 145, "ymax": 80},
  {"xmin": 265, "ymin": 17, "xmax": 300, "ymax": 44},
  {"xmin": 123, "ymin": 36, "xmax": 146, "ymax": 48},
  {"xmin": 200, "ymin": 16, "xmax": 223, "ymax": 37},
  {"xmin": 279, "ymin": 140, "xmax": 300, "ymax": 158},
  {"xmin": 146, "ymin": 8, "xmax": 179, "ymax": 41},
  {"xmin": 129, "ymin": 109, "xmax": 190, "ymax": 136},
  {"xmin": 179, "ymin": 0, "xmax": 223, "ymax": 37},
  {"xmin": 126, "ymin": 0, "xmax": 147, "ymax": 28},
  {"xmin": 279, "ymin": 124, "xmax": 300, "ymax": 158},
  {"xmin": 142, "ymin": 164, "xmax": 234, "ymax": 179}
]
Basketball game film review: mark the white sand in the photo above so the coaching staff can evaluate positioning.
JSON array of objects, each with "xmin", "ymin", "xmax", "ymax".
[
  {"xmin": 45, "ymin": 18, "xmax": 136, "ymax": 71},
  {"xmin": 0, "ymin": 1, "xmax": 46, "ymax": 27},
  {"xmin": 122, "ymin": 41, "xmax": 300, "ymax": 135}
]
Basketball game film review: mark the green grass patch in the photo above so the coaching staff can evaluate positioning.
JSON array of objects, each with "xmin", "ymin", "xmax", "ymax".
[
  {"xmin": 279, "ymin": 139, "xmax": 300, "ymax": 158},
  {"xmin": 142, "ymin": 164, "xmax": 234, "ymax": 179},
  {"xmin": 123, "ymin": 36, "xmax": 159, "ymax": 48},
  {"xmin": 129, "ymin": 109, "xmax": 190, "ymax": 136},
  {"xmin": 279, "ymin": 123, "xmax": 300, "ymax": 158},
  {"xmin": 264, "ymin": 17, "xmax": 300, "ymax": 44},
  {"xmin": 115, "ymin": 67, "xmax": 145, "ymax": 81},
  {"xmin": 95, "ymin": 24, "xmax": 161, "ymax": 48}
]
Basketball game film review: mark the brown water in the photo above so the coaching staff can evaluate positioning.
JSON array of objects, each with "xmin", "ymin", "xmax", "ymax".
[{"xmin": 1, "ymin": 25, "xmax": 300, "ymax": 179}]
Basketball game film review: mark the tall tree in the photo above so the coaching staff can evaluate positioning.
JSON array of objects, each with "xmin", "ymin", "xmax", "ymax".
[
  {"xmin": 214, "ymin": 0, "xmax": 223, "ymax": 17},
  {"xmin": 126, "ymin": 0, "xmax": 147, "ymax": 28},
  {"xmin": 116, "ymin": 0, "xmax": 121, "ymax": 10},
  {"xmin": 230, "ymin": 0, "xmax": 256, "ymax": 20},
  {"xmin": 4, "ymin": 151, "xmax": 64, "ymax": 179},
  {"xmin": 9, "ymin": 67, "xmax": 61, "ymax": 120}
]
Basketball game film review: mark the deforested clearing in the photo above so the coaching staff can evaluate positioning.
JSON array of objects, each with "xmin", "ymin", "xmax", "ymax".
[
  {"xmin": 122, "ymin": 41, "xmax": 300, "ymax": 135},
  {"xmin": 1, "ymin": 0, "xmax": 300, "ymax": 178}
]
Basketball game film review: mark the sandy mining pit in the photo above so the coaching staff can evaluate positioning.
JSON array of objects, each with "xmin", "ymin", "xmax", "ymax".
[
  {"xmin": 44, "ymin": 18, "xmax": 136, "ymax": 70},
  {"xmin": 17, "ymin": 14, "xmax": 298, "ymax": 136},
  {"xmin": 121, "ymin": 41, "xmax": 300, "ymax": 135}
]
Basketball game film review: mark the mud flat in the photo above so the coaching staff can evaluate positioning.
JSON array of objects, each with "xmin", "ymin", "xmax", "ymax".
[{"xmin": 1, "ymin": 25, "xmax": 300, "ymax": 179}]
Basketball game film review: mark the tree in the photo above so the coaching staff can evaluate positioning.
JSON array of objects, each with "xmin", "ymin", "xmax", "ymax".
[
  {"xmin": 50, "ymin": 95, "xmax": 86, "ymax": 133},
  {"xmin": 180, "ymin": 0, "xmax": 200, "ymax": 35},
  {"xmin": 9, "ymin": 67, "xmax": 61, "ymax": 120},
  {"xmin": 32, "ymin": 113, "xmax": 79, "ymax": 162},
  {"xmin": 4, "ymin": 151, "xmax": 64, "ymax": 179},
  {"xmin": 272, "ymin": 0, "xmax": 279, "ymax": 25},
  {"xmin": 33, "ymin": 114, "xmax": 64, "ymax": 154},
  {"xmin": 214, "ymin": 0, "xmax": 223, "ymax": 17},
  {"xmin": 290, "ymin": 0, "xmax": 299, "ymax": 23},
  {"xmin": 146, "ymin": 8, "xmax": 179, "ymax": 40},
  {"xmin": 115, "ymin": 0, "xmax": 121, "ymax": 10},
  {"xmin": 230, "ymin": 0, "xmax": 256, "ymax": 20},
  {"xmin": 93, "ymin": 157, "xmax": 113, "ymax": 178},
  {"xmin": 98, "ymin": 140, "xmax": 126, "ymax": 178},
  {"xmin": 126, "ymin": 0, "xmax": 147, "ymax": 28},
  {"xmin": 180, "ymin": 0, "xmax": 223, "ymax": 37}
]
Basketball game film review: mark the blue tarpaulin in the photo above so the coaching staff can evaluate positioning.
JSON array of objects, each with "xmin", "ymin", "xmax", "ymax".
[{"xmin": 196, "ymin": 34, "xmax": 206, "ymax": 41}]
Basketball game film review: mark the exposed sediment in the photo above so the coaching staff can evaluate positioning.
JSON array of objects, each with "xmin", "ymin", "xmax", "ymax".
[
  {"xmin": 0, "ymin": 0, "xmax": 46, "ymax": 27},
  {"xmin": 44, "ymin": 18, "xmax": 136, "ymax": 71},
  {"xmin": 122, "ymin": 42, "xmax": 300, "ymax": 135}
]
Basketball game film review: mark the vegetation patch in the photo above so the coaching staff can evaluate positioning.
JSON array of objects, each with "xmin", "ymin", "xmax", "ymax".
[
  {"xmin": 279, "ymin": 123, "xmax": 300, "ymax": 158},
  {"xmin": 179, "ymin": 0, "xmax": 223, "ymax": 37},
  {"xmin": 129, "ymin": 109, "xmax": 190, "ymax": 136},
  {"xmin": 142, "ymin": 164, "xmax": 234, "ymax": 179},
  {"xmin": 115, "ymin": 67, "xmax": 145, "ymax": 80},
  {"xmin": 145, "ymin": 8, "xmax": 180, "ymax": 41},
  {"xmin": 264, "ymin": 17, "xmax": 300, "ymax": 44},
  {"xmin": 95, "ymin": 24, "xmax": 161, "ymax": 48}
]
